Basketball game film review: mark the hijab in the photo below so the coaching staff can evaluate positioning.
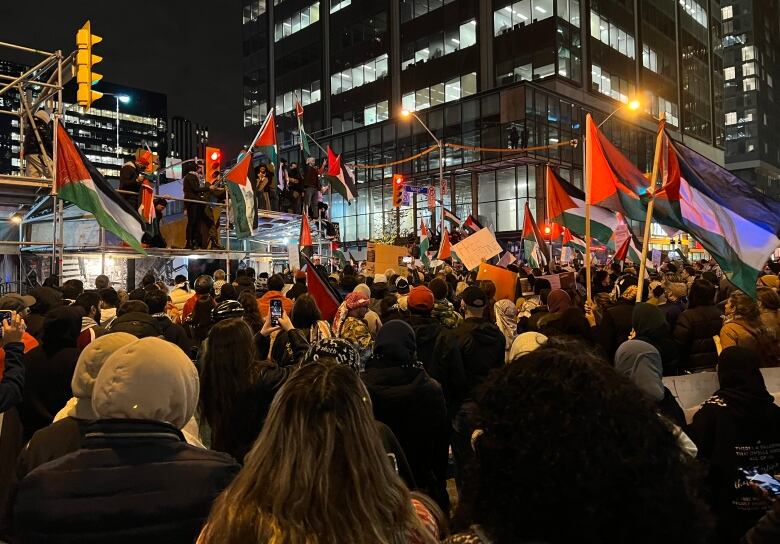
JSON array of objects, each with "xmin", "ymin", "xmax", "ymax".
[
  {"xmin": 370, "ymin": 320, "xmax": 419, "ymax": 369},
  {"xmin": 713, "ymin": 346, "xmax": 774, "ymax": 416},
  {"xmin": 303, "ymin": 337, "xmax": 362, "ymax": 373},
  {"xmin": 494, "ymin": 299, "xmax": 519, "ymax": 350},
  {"xmin": 614, "ymin": 339, "xmax": 665, "ymax": 403},
  {"xmin": 632, "ymin": 302, "xmax": 668, "ymax": 339},
  {"xmin": 332, "ymin": 292, "xmax": 369, "ymax": 337},
  {"xmin": 547, "ymin": 289, "xmax": 572, "ymax": 313},
  {"xmin": 508, "ymin": 332, "xmax": 547, "ymax": 362}
]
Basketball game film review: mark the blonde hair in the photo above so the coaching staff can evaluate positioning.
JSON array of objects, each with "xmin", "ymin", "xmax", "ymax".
[{"xmin": 199, "ymin": 359, "xmax": 435, "ymax": 544}]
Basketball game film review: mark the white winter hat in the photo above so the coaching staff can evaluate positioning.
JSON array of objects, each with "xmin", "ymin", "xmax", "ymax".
[
  {"xmin": 373, "ymin": 273, "xmax": 387, "ymax": 283},
  {"xmin": 92, "ymin": 337, "xmax": 199, "ymax": 429}
]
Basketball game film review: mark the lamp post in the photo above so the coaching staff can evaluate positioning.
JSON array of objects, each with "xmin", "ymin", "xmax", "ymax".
[
  {"xmin": 400, "ymin": 109, "xmax": 444, "ymax": 229},
  {"xmin": 102, "ymin": 92, "xmax": 131, "ymax": 160},
  {"xmin": 544, "ymin": 225, "xmax": 553, "ymax": 268}
]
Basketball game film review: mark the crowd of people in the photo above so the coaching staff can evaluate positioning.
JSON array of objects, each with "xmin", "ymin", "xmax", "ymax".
[{"xmin": 0, "ymin": 258, "xmax": 778, "ymax": 543}]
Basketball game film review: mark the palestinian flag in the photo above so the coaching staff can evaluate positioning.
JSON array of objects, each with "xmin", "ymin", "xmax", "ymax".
[
  {"xmin": 437, "ymin": 228, "xmax": 451, "ymax": 260},
  {"xmin": 224, "ymin": 151, "xmax": 256, "ymax": 239},
  {"xmin": 301, "ymin": 252, "xmax": 342, "ymax": 321},
  {"xmin": 546, "ymin": 164, "xmax": 618, "ymax": 244},
  {"xmin": 295, "ymin": 96, "xmax": 312, "ymax": 158},
  {"xmin": 253, "ymin": 109, "xmax": 278, "ymax": 167},
  {"xmin": 613, "ymin": 236, "xmax": 632, "ymax": 262},
  {"xmin": 463, "ymin": 214, "xmax": 482, "ymax": 235},
  {"xmin": 419, "ymin": 219, "xmax": 431, "ymax": 268},
  {"xmin": 299, "ymin": 213, "xmax": 313, "ymax": 248},
  {"xmin": 585, "ymin": 113, "xmax": 650, "ymax": 222},
  {"xmin": 609, "ymin": 213, "xmax": 644, "ymax": 265},
  {"xmin": 55, "ymin": 124, "xmax": 146, "ymax": 254},
  {"xmin": 332, "ymin": 242, "xmax": 348, "ymax": 268},
  {"xmin": 324, "ymin": 146, "xmax": 358, "ymax": 203},
  {"xmin": 653, "ymin": 125, "xmax": 780, "ymax": 297},
  {"xmin": 442, "ymin": 208, "xmax": 461, "ymax": 226},
  {"xmin": 563, "ymin": 227, "xmax": 587, "ymax": 254},
  {"xmin": 521, "ymin": 202, "xmax": 549, "ymax": 268}
]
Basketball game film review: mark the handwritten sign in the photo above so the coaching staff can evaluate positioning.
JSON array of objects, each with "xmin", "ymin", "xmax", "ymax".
[
  {"xmin": 451, "ymin": 227, "xmax": 502, "ymax": 271},
  {"xmin": 651, "ymin": 249, "xmax": 662, "ymax": 269}
]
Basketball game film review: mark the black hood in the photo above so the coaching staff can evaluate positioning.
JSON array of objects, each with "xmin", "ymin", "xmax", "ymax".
[
  {"xmin": 460, "ymin": 317, "xmax": 505, "ymax": 345},
  {"xmin": 108, "ymin": 312, "xmax": 160, "ymax": 338}
]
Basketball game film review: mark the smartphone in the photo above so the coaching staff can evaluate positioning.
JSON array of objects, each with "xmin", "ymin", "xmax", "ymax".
[
  {"xmin": 270, "ymin": 298, "xmax": 283, "ymax": 327},
  {"xmin": 743, "ymin": 469, "xmax": 780, "ymax": 496},
  {"xmin": 0, "ymin": 310, "xmax": 14, "ymax": 336}
]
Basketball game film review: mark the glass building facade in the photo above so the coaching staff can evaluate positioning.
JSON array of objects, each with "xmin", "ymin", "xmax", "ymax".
[{"xmin": 242, "ymin": 0, "xmax": 725, "ymax": 243}]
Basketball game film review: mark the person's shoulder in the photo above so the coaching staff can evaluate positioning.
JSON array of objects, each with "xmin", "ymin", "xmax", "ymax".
[{"xmin": 443, "ymin": 531, "xmax": 487, "ymax": 544}]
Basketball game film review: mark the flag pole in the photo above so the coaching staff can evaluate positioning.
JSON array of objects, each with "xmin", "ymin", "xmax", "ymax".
[
  {"xmin": 583, "ymin": 117, "xmax": 592, "ymax": 302},
  {"xmin": 636, "ymin": 113, "xmax": 665, "ymax": 303}
]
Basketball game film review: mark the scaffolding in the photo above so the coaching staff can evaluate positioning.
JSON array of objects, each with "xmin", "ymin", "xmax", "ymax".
[{"xmin": 0, "ymin": 38, "xmax": 313, "ymax": 291}]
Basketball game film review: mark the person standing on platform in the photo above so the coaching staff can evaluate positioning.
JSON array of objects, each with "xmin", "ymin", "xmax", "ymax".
[
  {"xmin": 182, "ymin": 162, "xmax": 213, "ymax": 250},
  {"xmin": 302, "ymin": 157, "xmax": 320, "ymax": 219},
  {"xmin": 22, "ymin": 110, "xmax": 52, "ymax": 178}
]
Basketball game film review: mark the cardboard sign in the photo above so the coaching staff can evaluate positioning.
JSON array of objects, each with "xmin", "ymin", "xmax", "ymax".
[
  {"xmin": 365, "ymin": 242, "xmax": 410, "ymax": 276},
  {"xmin": 451, "ymin": 227, "xmax": 502, "ymax": 271},
  {"xmin": 476, "ymin": 263, "xmax": 518, "ymax": 303},
  {"xmin": 536, "ymin": 271, "xmax": 576, "ymax": 291},
  {"xmin": 651, "ymin": 249, "xmax": 662, "ymax": 269}
]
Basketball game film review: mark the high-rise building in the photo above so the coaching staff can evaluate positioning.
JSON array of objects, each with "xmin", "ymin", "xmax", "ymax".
[
  {"xmin": 169, "ymin": 116, "xmax": 209, "ymax": 161},
  {"xmin": 721, "ymin": 0, "xmax": 780, "ymax": 199},
  {"xmin": 0, "ymin": 61, "xmax": 168, "ymax": 182},
  {"xmin": 242, "ymin": 0, "xmax": 724, "ymax": 243}
]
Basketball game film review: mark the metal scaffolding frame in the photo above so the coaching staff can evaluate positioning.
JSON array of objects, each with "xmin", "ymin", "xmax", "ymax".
[{"xmin": 0, "ymin": 37, "xmax": 311, "ymax": 290}]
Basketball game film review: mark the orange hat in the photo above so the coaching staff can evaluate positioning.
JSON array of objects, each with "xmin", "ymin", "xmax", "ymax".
[{"xmin": 408, "ymin": 285, "xmax": 434, "ymax": 311}]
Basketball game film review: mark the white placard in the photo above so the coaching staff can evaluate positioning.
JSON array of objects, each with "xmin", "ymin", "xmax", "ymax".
[{"xmin": 451, "ymin": 227, "xmax": 502, "ymax": 270}]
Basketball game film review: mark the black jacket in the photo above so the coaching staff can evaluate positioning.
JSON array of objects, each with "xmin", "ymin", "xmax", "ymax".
[
  {"xmin": 182, "ymin": 172, "xmax": 210, "ymax": 202},
  {"xmin": 18, "ymin": 345, "xmax": 79, "ymax": 441},
  {"xmin": 22, "ymin": 118, "xmax": 52, "ymax": 156},
  {"xmin": 594, "ymin": 300, "xmax": 635, "ymax": 360},
  {"xmin": 362, "ymin": 359, "xmax": 449, "ymax": 509},
  {"xmin": 403, "ymin": 314, "xmax": 468, "ymax": 413},
  {"xmin": 107, "ymin": 312, "xmax": 161, "ymax": 338},
  {"xmin": 0, "ymin": 343, "xmax": 24, "ymax": 413},
  {"xmin": 454, "ymin": 317, "xmax": 505, "ymax": 395},
  {"xmin": 13, "ymin": 419, "xmax": 240, "ymax": 544},
  {"xmin": 285, "ymin": 282, "xmax": 307, "ymax": 300},
  {"xmin": 154, "ymin": 315, "xmax": 192, "ymax": 354},
  {"xmin": 673, "ymin": 305, "xmax": 722, "ymax": 371}
]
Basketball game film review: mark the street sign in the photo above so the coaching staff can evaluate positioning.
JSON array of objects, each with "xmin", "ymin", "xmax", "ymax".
[{"xmin": 402, "ymin": 185, "xmax": 430, "ymax": 195}]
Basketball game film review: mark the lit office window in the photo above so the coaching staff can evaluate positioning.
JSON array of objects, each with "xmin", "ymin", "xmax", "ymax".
[
  {"xmin": 679, "ymin": 0, "xmax": 707, "ymax": 28},
  {"xmin": 363, "ymin": 100, "xmax": 389, "ymax": 126},
  {"xmin": 725, "ymin": 112, "xmax": 737, "ymax": 125},
  {"xmin": 242, "ymin": 1, "xmax": 266, "ymax": 23},
  {"xmin": 274, "ymin": 81, "xmax": 321, "ymax": 114},
  {"xmin": 741, "ymin": 45, "xmax": 756, "ymax": 61},
  {"xmin": 742, "ymin": 62, "xmax": 756, "ymax": 76},
  {"xmin": 591, "ymin": 64, "xmax": 635, "ymax": 104},
  {"xmin": 724, "ymin": 66, "xmax": 735, "ymax": 80},
  {"xmin": 493, "ymin": 1, "xmax": 553, "ymax": 36},
  {"xmin": 402, "ymin": 73, "xmax": 477, "ymax": 112},
  {"xmin": 331, "ymin": 54, "xmax": 389, "ymax": 95},
  {"xmin": 642, "ymin": 45, "xmax": 658, "ymax": 73},
  {"xmin": 274, "ymin": 2, "xmax": 320, "ymax": 42},
  {"xmin": 402, "ymin": 20, "xmax": 477, "ymax": 70},
  {"xmin": 743, "ymin": 77, "xmax": 758, "ymax": 92},
  {"xmin": 330, "ymin": 0, "xmax": 350, "ymax": 13},
  {"xmin": 556, "ymin": 0, "xmax": 580, "ymax": 27},
  {"xmin": 589, "ymin": 10, "xmax": 635, "ymax": 59},
  {"xmin": 400, "ymin": 0, "xmax": 456, "ymax": 23},
  {"xmin": 721, "ymin": 5, "xmax": 733, "ymax": 19}
]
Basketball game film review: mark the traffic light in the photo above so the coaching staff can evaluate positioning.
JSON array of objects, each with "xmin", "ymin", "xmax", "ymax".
[
  {"xmin": 205, "ymin": 146, "xmax": 222, "ymax": 183},
  {"xmin": 392, "ymin": 174, "xmax": 405, "ymax": 208},
  {"xmin": 75, "ymin": 20, "xmax": 103, "ymax": 110}
]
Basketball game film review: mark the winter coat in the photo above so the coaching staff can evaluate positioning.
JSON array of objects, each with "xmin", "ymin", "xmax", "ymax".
[
  {"xmin": 404, "ymin": 314, "xmax": 468, "ymax": 414},
  {"xmin": 257, "ymin": 290, "xmax": 293, "ymax": 320},
  {"xmin": 18, "ymin": 345, "xmax": 79, "ymax": 441},
  {"xmin": 107, "ymin": 312, "xmax": 161, "ymax": 339},
  {"xmin": 673, "ymin": 305, "xmax": 722, "ymax": 371},
  {"xmin": 454, "ymin": 317, "xmax": 505, "ymax": 396},
  {"xmin": 759, "ymin": 309, "xmax": 780, "ymax": 342},
  {"xmin": 0, "ymin": 343, "xmax": 24, "ymax": 413},
  {"xmin": 153, "ymin": 314, "xmax": 192, "ymax": 354},
  {"xmin": 362, "ymin": 358, "xmax": 449, "ymax": 508},
  {"xmin": 169, "ymin": 285, "xmax": 191, "ymax": 312},
  {"xmin": 720, "ymin": 320, "xmax": 780, "ymax": 367},
  {"xmin": 285, "ymin": 282, "xmax": 307, "ymax": 300},
  {"xmin": 594, "ymin": 300, "xmax": 635, "ymax": 360},
  {"xmin": 22, "ymin": 117, "xmax": 52, "ymax": 156},
  {"xmin": 13, "ymin": 420, "xmax": 239, "ymax": 544}
]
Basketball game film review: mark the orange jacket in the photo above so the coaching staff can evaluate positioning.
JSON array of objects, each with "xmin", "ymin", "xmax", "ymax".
[
  {"xmin": 0, "ymin": 331, "xmax": 39, "ymax": 379},
  {"xmin": 257, "ymin": 291, "xmax": 293, "ymax": 320}
]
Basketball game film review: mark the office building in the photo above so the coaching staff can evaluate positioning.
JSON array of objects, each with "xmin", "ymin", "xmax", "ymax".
[
  {"xmin": 169, "ymin": 115, "xmax": 209, "ymax": 161},
  {"xmin": 721, "ymin": 0, "xmax": 780, "ymax": 199},
  {"xmin": 242, "ymin": 0, "xmax": 724, "ymax": 244},
  {"xmin": 0, "ymin": 61, "xmax": 168, "ymax": 182}
]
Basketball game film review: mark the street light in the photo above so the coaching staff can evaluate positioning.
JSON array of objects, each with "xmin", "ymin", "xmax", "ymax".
[
  {"xmin": 103, "ymin": 92, "xmax": 131, "ymax": 161},
  {"xmin": 598, "ymin": 97, "xmax": 642, "ymax": 128},
  {"xmin": 400, "ymin": 108, "xmax": 444, "ymax": 226},
  {"xmin": 544, "ymin": 225, "xmax": 553, "ymax": 266}
]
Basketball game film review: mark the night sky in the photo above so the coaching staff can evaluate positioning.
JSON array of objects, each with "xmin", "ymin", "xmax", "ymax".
[{"xmin": 1, "ymin": 0, "xmax": 245, "ymax": 158}]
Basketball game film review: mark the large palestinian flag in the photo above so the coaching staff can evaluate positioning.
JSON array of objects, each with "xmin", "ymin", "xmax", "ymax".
[
  {"xmin": 653, "ymin": 125, "xmax": 780, "ymax": 296},
  {"xmin": 56, "ymin": 124, "xmax": 146, "ymax": 253},
  {"xmin": 253, "ymin": 109, "xmax": 278, "ymax": 167},
  {"xmin": 521, "ymin": 202, "xmax": 549, "ymax": 268},
  {"xmin": 224, "ymin": 151, "xmax": 256, "ymax": 239},
  {"xmin": 546, "ymin": 165, "xmax": 618, "ymax": 245},
  {"xmin": 324, "ymin": 146, "xmax": 358, "ymax": 203}
]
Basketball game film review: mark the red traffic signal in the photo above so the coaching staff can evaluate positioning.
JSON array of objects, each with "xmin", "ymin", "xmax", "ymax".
[
  {"xmin": 210, "ymin": 150, "xmax": 221, "ymax": 162},
  {"xmin": 392, "ymin": 174, "xmax": 405, "ymax": 208},
  {"xmin": 205, "ymin": 146, "xmax": 222, "ymax": 183}
]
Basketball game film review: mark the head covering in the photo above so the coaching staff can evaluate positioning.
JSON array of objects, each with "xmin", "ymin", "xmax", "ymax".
[
  {"xmin": 712, "ymin": 346, "xmax": 774, "ymax": 416},
  {"xmin": 508, "ymin": 332, "xmax": 547, "ymax": 361},
  {"xmin": 352, "ymin": 283, "xmax": 371, "ymax": 298},
  {"xmin": 373, "ymin": 320, "xmax": 418, "ymax": 367},
  {"xmin": 408, "ymin": 286, "xmax": 434, "ymax": 311},
  {"xmin": 332, "ymin": 292, "xmax": 369, "ymax": 337},
  {"xmin": 303, "ymin": 337, "xmax": 361, "ymax": 373},
  {"xmin": 632, "ymin": 303, "xmax": 667, "ymax": 338},
  {"xmin": 92, "ymin": 337, "xmax": 199, "ymax": 429},
  {"xmin": 461, "ymin": 285, "xmax": 487, "ymax": 308},
  {"xmin": 395, "ymin": 277, "xmax": 410, "ymax": 294},
  {"xmin": 494, "ymin": 299, "xmax": 519, "ymax": 350},
  {"xmin": 614, "ymin": 339, "xmax": 665, "ymax": 403},
  {"xmin": 29, "ymin": 286, "xmax": 62, "ymax": 313},
  {"xmin": 547, "ymin": 289, "xmax": 572, "ymax": 313},
  {"xmin": 758, "ymin": 274, "xmax": 780, "ymax": 289},
  {"xmin": 615, "ymin": 275, "xmax": 638, "ymax": 301},
  {"xmin": 373, "ymin": 273, "xmax": 388, "ymax": 284},
  {"xmin": 42, "ymin": 306, "xmax": 82, "ymax": 355},
  {"xmin": 0, "ymin": 293, "xmax": 35, "ymax": 311},
  {"xmin": 667, "ymin": 282, "xmax": 688, "ymax": 300},
  {"xmin": 56, "ymin": 333, "xmax": 136, "ymax": 421}
]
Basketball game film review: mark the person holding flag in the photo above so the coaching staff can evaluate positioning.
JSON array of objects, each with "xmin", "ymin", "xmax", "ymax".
[{"xmin": 419, "ymin": 220, "xmax": 431, "ymax": 268}]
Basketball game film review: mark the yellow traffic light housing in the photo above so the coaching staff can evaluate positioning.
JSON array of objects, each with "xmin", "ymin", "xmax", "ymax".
[
  {"xmin": 392, "ymin": 174, "xmax": 405, "ymax": 208},
  {"xmin": 76, "ymin": 20, "xmax": 103, "ymax": 110}
]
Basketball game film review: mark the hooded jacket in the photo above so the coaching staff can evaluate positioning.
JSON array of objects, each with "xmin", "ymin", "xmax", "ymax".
[
  {"xmin": 106, "ymin": 312, "xmax": 161, "ymax": 339},
  {"xmin": 688, "ymin": 347, "xmax": 780, "ymax": 544},
  {"xmin": 454, "ymin": 317, "xmax": 505, "ymax": 396},
  {"xmin": 632, "ymin": 303, "xmax": 680, "ymax": 376},
  {"xmin": 431, "ymin": 298, "xmax": 462, "ymax": 329},
  {"xmin": 13, "ymin": 337, "xmax": 240, "ymax": 544},
  {"xmin": 673, "ymin": 304, "xmax": 722, "ymax": 371}
]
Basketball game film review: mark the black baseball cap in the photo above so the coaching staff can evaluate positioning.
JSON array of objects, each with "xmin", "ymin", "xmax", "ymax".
[{"xmin": 461, "ymin": 285, "xmax": 487, "ymax": 308}]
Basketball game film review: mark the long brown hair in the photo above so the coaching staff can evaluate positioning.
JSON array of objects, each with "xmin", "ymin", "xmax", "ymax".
[
  {"xmin": 239, "ymin": 290, "xmax": 262, "ymax": 333},
  {"xmin": 199, "ymin": 359, "xmax": 435, "ymax": 544},
  {"xmin": 199, "ymin": 318, "xmax": 261, "ymax": 453}
]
